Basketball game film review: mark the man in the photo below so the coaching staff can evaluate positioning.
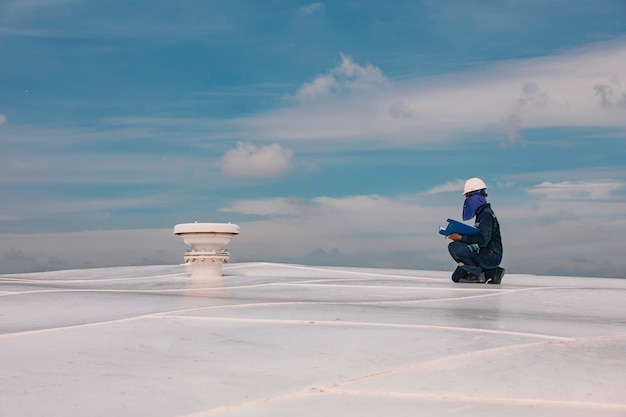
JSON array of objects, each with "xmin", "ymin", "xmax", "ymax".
[{"xmin": 448, "ymin": 178, "xmax": 505, "ymax": 284}]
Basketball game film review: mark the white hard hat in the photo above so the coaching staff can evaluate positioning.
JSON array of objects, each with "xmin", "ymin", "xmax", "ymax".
[{"xmin": 463, "ymin": 177, "xmax": 487, "ymax": 195}]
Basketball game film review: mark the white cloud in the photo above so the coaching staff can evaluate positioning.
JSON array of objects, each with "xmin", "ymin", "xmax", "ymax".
[
  {"xmin": 426, "ymin": 180, "xmax": 465, "ymax": 194},
  {"xmin": 295, "ymin": 53, "xmax": 387, "ymax": 101},
  {"xmin": 297, "ymin": 74, "xmax": 338, "ymax": 101},
  {"xmin": 0, "ymin": 115, "xmax": 6, "ymax": 125},
  {"xmin": 233, "ymin": 40, "xmax": 626, "ymax": 143},
  {"xmin": 300, "ymin": 2, "xmax": 324, "ymax": 15},
  {"xmin": 527, "ymin": 180, "xmax": 624, "ymax": 200},
  {"xmin": 220, "ymin": 141, "xmax": 294, "ymax": 178},
  {"xmin": 336, "ymin": 53, "xmax": 386, "ymax": 87},
  {"xmin": 226, "ymin": 194, "xmax": 441, "ymax": 259}
]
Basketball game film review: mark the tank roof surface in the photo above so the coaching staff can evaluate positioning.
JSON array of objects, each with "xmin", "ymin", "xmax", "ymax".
[{"xmin": 1, "ymin": 263, "xmax": 625, "ymax": 416}]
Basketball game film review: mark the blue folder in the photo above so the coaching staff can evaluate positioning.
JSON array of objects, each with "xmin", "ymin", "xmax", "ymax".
[{"xmin": 439, "ymin": 218, "xmax": 480, "ymax": 236}]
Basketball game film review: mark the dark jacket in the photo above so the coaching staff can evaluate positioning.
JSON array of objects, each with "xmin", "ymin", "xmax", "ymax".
[{"xmin": 461, "ymin": 203, "xmax": 503, "ymax": 265}]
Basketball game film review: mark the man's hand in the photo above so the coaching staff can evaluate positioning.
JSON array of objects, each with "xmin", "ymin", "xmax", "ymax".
[{"xmin": 448, "ymin": 233, "xmax": 462, "ymax": 241}]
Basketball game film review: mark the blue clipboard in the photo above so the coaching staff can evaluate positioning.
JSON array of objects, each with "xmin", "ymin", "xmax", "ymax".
[{"xmin": 439, "ymin": 218, "xmax": 480, "ymax": 236}]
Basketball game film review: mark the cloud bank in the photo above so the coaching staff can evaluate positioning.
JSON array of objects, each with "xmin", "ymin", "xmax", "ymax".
[
  {"xmin": 217, "ymin": 183, "xmax": 626, "ymax": 277},
  {"xmin": 2, "ymin": 177, "xmax": 625, "ymax": 277},
  {"xmin": 229, "ymin": 41, "xmax": 626, "ymax": 144}
]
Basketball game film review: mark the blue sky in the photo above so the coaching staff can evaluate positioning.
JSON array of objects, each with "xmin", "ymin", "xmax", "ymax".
[{"xmin": 1, "ymin": 0, "xmax": 626, "ymax": 277}]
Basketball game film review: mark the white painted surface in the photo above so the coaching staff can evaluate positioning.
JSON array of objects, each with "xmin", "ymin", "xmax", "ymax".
[
  {"xmin": 174, "ymin": 222, "xmax": 239, "ymax": 253},
  {"xmin": 174, "ymin": 223, "xmax": 240, "ymax": 235},
  {"xmin": 1, "ymin": 263, "xmax": 625, "ymax": 416}
]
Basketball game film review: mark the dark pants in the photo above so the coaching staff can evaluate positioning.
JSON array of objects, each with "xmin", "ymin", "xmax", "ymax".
[{"xmin": 448, "ymin": 241, "xmax": 501, "ymax": 282}]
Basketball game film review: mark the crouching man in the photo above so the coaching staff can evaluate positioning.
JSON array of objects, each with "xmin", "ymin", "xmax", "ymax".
[{"xmin": 448, "ymin": 178, "xmax": 505, "ymax": 284}]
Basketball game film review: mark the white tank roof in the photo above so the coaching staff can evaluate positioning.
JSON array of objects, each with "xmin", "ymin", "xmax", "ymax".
[
  {"xmin": 174, "ymin": 222, "xmax": 239, "ymax": 235},
  {"xmin": 2, "ymin": 263, "xmax": 625, "ymax": 416}
]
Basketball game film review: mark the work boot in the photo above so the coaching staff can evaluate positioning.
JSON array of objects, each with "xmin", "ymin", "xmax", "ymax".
[
  {"xmin": 487, "ymin": 267, "xmax": 505, "ymax": 284},
  {"xmin": 452, "ymin": 267, "xmax": 468, "ymax": 283},
  {"xmin": 459, "ymin": 272, "xmax": 486, "ymax": 283}
]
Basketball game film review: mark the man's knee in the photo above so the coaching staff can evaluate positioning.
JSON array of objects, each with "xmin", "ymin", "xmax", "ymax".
[{"xmin": 448, "ymin": 241, "xmax": 467, "ymax": 258}]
